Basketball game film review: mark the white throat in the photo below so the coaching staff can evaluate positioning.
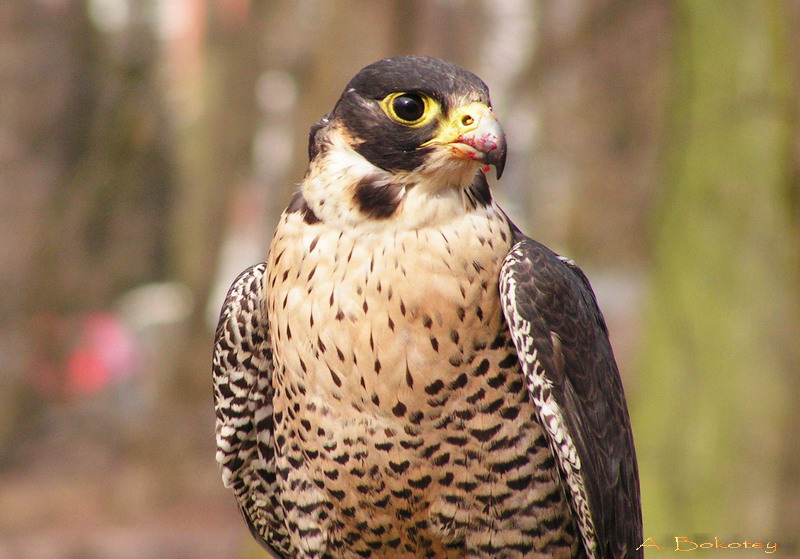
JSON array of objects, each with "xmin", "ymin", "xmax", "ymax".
[{"xmin": 301, "ymin": 127, "xmax": 486, "ymax": 232}]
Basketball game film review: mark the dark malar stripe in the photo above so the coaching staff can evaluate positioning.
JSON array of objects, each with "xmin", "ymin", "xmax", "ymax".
[{"xmin": 354, "ymin": 175, "xmax": 405, "ymax": 219}]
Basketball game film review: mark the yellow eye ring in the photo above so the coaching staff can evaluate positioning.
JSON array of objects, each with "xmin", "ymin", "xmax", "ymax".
[{"xmin": 381, "ymin": 92, "xmax": 438, "ymax": 127}]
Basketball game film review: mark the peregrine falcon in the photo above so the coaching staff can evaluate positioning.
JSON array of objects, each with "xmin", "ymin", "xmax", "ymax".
[{"xmin": 213, "ymin": 56, "xmax": 642, "ymax": 559}]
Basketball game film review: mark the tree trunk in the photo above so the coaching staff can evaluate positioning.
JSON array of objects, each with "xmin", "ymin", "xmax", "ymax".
[
  {"xmin": 635, "ymin": 0, "xmax": 800, "ymax": 543},
  {"xmin": 0, "ymin": 0, "xmax": 173, "ymax": 454}
]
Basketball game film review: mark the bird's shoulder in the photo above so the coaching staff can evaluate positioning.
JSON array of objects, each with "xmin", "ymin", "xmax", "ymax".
[
  {"xmin": 499, "ymin": 229, "xmax": 614, "ymax": 399},
  {"xmin": 499, "ymin": 227, "xmax": 642, "ymax": 559}
]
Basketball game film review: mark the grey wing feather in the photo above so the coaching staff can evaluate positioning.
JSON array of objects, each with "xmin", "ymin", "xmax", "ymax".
[
  {"xmin": 499, "ymin": 232, "xmax": 642, "ymax": 559},
  {"xmin": 212, "ymin": 263, "xmax": 287, "ymax": 557}
]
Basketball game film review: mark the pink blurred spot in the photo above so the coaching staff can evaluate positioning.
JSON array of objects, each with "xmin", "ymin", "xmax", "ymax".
[
  {"xmin": 66, "ymin": 348, "xmax": 108, "ymax": 396},
  {"xmin": 65, "ymin": 312, "xmax": 136, "ymax": 396}
]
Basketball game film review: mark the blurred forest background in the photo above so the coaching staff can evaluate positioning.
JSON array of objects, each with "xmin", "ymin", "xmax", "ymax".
[{"xmin": 1, "ymin": 0, "xmax": 799, "ymax": 557}]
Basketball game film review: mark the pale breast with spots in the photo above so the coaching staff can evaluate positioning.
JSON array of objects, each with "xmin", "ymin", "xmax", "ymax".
[{"xmin": 265, "ymin": 206, "xmax": 578, "ymax": 558}]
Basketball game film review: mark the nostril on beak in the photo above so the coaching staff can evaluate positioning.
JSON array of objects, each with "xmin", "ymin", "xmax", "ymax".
[{"xmin": 461, "ymin": 115, "xmax": 474, "ymax": 127}]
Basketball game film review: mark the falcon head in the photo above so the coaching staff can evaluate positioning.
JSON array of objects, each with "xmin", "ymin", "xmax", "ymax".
[{"xmin": 301, "ymin": 56, "xmax": 507, "ymax": 227}]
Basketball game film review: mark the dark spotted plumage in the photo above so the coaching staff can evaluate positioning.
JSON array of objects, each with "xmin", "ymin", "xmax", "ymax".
[
  {"xmin": 286, "ymin": 191, "xmax": 322, "ymax": 225},
  {"xmin": 214, "ymin": 55, "xmax": 642, "ymax": 559}
]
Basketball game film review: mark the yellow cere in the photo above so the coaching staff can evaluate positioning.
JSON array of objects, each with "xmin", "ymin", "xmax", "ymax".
[{"xmin": 421, "ymin": 101, "xmax": 490, "ymax": 148}]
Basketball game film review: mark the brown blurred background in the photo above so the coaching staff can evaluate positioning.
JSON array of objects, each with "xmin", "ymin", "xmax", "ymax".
[{"xmin": 1, "ymin": 0, "xmax": 798, "ymax": 557}]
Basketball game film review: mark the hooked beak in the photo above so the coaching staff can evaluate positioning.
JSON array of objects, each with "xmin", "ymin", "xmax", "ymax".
[{"xmin": 423, "ymin": 102, "xmax": 508, "ymax": 180}]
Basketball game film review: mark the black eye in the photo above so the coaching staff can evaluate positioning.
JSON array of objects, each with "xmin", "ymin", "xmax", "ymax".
[{"xmin": 392, "ymin": 93, "xmax": 425, "ymax": 122}]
